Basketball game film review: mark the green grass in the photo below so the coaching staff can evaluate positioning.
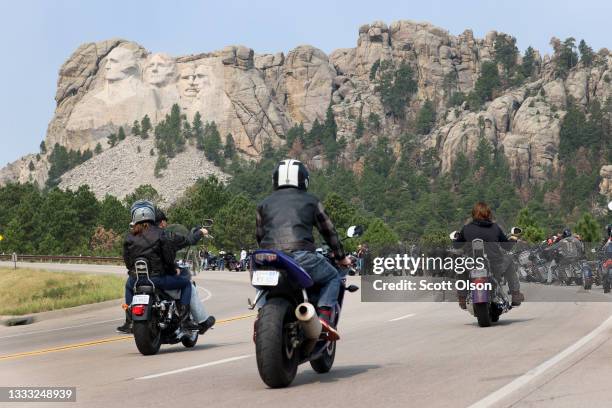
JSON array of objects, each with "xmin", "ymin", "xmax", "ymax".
[{"xmin": 0, "ymin": 268, "xmax": 124, "ymax": 316}]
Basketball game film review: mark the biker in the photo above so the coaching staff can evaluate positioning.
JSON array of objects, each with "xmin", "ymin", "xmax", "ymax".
[
  {"xmin": 454, "ymin": 201, "xmax": 525, "ymax": 309},
  {"xmin": 116, "ymin": 201, "xmax": 205, "ymax": 334},
  {"xmin": 154, "ymin": 209, "xmax": 216, "ymax": 334},
  {"xmin": 256, "ymin": 159, "xmax": 351, "ymax": 341}
]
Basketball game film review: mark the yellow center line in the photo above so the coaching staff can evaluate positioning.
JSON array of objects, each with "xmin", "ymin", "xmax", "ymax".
[{"xmin": 0, "ymin": 313, "xmax": 257, "ymax": 361}]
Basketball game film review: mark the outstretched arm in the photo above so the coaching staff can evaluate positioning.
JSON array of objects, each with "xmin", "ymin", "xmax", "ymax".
[
  {"xmin": 256, "ymin": 207, "xmax": 264, "ymax": 246},
  {"xmin": 314, "ymin": 201, "xmax": 345, "ymax": 260}
]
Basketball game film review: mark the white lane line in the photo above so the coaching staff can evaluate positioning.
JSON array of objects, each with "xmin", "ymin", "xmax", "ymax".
[
  {"xmin": 388, "ymin": 313, "xmax": 415, "ymax": 322},
  {"xmin": 468, "ymin": 314, "xmax": 612, "ymax": 408},
  {"xmin": 197, "ymin": 286, "xmax": 212, "ymax": 302},
  {"xmin": 136, "ymin": 354, "xmax": 253, "ymax": 380},
  {"xmin": 0, "ymin": 318, "xmax": 123, "ymax": 340}
]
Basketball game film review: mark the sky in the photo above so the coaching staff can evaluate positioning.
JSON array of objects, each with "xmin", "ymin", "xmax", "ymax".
[{"xmin": 1, "ymin": 0, "xmax": 610, "ymax": 167}]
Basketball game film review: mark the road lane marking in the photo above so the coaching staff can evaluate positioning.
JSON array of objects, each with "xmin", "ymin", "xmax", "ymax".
[
  {"xmin": 467, "ymin": 314, "xmax": 612, "ymax": 408},
  {"xmin": 197, "ymin": 286, "xmax": 212, "ymax": 301},
  {"xmin": 0, "ymin": 336, "xmax": 132, "ymax": 360},
  {"xmin": 136, "ymin": 354, "xmax": 253, "ymax": 380},
  {"xmin": 388, "ymin": 313, "xmax": 415, "ymax": 322},
  {"xmin": 0, "ymin": 318, "xmax": 123, "ymax": 340},
  {"xmin": 0, "ymin": 313, "xmax": 256, "ymax": 361}
]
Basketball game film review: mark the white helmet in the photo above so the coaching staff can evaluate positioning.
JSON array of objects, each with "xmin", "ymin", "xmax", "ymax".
[{"xmin": 272, "ymin": 159, "xmax": 309, "ymax": 190}]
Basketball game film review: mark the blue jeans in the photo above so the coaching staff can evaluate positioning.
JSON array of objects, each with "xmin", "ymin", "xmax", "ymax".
[
  {"xmin": 125, "ymin": 274, "xmax": 192, "ymax": 305},
  {"xmin": 291, "ymin": 251, "xmax": 340, "ymax": 308}
]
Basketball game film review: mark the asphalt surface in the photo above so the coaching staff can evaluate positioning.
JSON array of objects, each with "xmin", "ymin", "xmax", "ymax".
[{"xmin": 1, "ymin": 264, "xmax": 612, "ymax": 408}]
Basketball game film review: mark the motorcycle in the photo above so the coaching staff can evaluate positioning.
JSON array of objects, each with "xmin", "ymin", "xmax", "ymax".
[
  {"xmin": 450, "ymin": 230, "xmax": 515, "ymax": 327},
  {"xmin": 130, "ymin": 220, "xmax": 213, "ymax": 355},
  {"xmin": 249, "ymin": 225, "xmax": 363, "ymax": 388}
]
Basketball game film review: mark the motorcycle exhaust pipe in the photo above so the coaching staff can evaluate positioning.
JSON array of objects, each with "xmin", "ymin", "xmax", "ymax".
[{"xmin": 295, "ymin": 303, "xmax": 322, "ymax": 340}]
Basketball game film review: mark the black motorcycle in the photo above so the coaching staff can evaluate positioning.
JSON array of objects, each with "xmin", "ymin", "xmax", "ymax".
[{"xmin": 130, "ymin": 259, "xmax": 200, "ymax": 355}]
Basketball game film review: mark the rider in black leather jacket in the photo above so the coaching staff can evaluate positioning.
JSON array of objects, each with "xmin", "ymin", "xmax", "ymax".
[{"xmin": 256, "ymin": 159, "xmax": 351, "ymax": 340}]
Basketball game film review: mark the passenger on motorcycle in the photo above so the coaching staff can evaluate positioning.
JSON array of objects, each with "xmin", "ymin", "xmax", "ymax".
[
  {"xmin": 454, "ymin": 202, "xmax": 525, "ymax": 309},
  {"xmin": 255, "ymin": 159, "xmax": 352, "ymax": 340},
  {"xmin": 116, "ymin": 201, "xmax": 206, "ymax": 334},
  {"xmin": 154, "ymin": 209, "xmax": 216, "ymax": 334}
]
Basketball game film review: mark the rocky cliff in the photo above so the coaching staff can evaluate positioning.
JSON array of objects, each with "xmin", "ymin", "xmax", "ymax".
[{"xmin": 2, "ymin": 20, "xmax": 611, "ymax": 200}]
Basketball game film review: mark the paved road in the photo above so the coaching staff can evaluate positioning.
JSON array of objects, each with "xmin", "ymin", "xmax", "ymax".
[{"xmin": 1, "ymin": 263, "xmax": 612, "ymax": 407}]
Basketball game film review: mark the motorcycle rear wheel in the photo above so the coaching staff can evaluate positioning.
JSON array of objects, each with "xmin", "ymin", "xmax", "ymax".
[
  {"xmin": 255, "ymin": 298, "xmax": 298, "ymax": 388},
  {"xmin": 310, "ymin": 340, "xmax": 336, "ymax": 373},
  {"xmin": 133, "ymin": 318, "xmax": 162, "ymax": 355},
  {"xmin": 473, "ymin": 303, "xmax": 492, "ymax": 327}
]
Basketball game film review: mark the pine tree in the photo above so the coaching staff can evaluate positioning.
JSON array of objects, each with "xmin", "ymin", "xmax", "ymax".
[
  {"xmin": 193, "ymin": 112, "xmax": 205, "ymax": 150},
  {"xmin": 521, "ymin": 46, "xmax": 536, "ymax": 78},
  {"xmin": 107, "ymin": 133, "xmax": 117, "ymax": 147},
  {"xmin": 131, "ymin": 120, "xmax": 141, "ymax": 137},
  {"xmin": 118, "ymin": 126, "xmax": 126, "ymax": 141},
  {"xmin": 494, "ymin": 33, "xmax": 518, "ymax": 74},
  {"xmin": 39, "ymin": 141, "xmax": 47, "ymax": 154},
  {"xmin": 355, "ymin": 117, "xmax": 365, "ymax": 139},
  {"xmin": 203, "ymin": 122, "xmax": 223, "ymax": 164},
  {"xmin": 140, "ymin": 115, "xmax": 152, "ymax": 139},
  {"xmin": 578, "ymin": 39, "xmax": 594, "ymax": 66},
  {"xmin": 224, "ymin": 133, "xmax": 236, "ymax": 159},
  {"xmin": 94, "ymin": 143, "xmax": 102, "ymax": 154},
  {"xmin": 28, "ymin": 161, "xmax": 35, "ymax": 171},
  {"xmin": 415, "ymin": 100, "xmax": 436, "ymax": 135}
]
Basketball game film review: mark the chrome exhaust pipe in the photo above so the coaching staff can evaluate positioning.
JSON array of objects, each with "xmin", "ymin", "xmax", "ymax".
[{"xmin": 295, "ymin": 302, "xmax": 321, "ymax": 340}]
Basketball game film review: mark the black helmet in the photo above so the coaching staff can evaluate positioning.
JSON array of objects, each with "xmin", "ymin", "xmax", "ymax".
[
  {"xmin": 155, "ymin": 208, "xmax": 167, "ymax": 224},
  {"xmin": 272, "ymin": 159, "xmax": 309, "ymax": 190},
  {"xmin": 562, "ymin": 228, "xmax": 572, "ymax": 238}
]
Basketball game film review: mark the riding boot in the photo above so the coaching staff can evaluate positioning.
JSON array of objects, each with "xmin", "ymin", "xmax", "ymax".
[
  {"xmin": 116, "ymin": 309, "xmax": 133, "ymax": 334},
  {"xmin": 178, "ymin": 304, "xmax": 200, "ymax": 331},
  {"xmin": 511, "ymin": 291, "xmax": 525, "ymax": 306},
  {"xmin": 318, "ymin": 307, "xmax": 340, "ymax": 341},
  {"xmin": 198, "ymin": 316, "xmax": 216, "ymax": 335}
]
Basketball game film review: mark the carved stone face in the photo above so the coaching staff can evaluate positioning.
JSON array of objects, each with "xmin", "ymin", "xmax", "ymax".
[
  {"xmin": 179, "ymin": 64, "xmax": 212, "ymax": 98},
  {"xmin": 105, "ymin": 47, "xmax": 138, "ymax": 82},
  {"xmin": 144, "ymin": 53, "xmax": 176, "ymax": 87}
]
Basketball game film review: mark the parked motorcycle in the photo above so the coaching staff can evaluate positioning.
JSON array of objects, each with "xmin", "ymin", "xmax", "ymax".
[
  {"xmin": 249, "ymin": 225, "xmax": 362, "ymax": 388},
  {"xmin": 130, "ymin": 220, "xmax": 213, "ymax": 355}
]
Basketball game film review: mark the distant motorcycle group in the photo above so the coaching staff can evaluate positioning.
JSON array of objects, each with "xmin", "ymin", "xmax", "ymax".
[{"xmin": 513, "ymin": 230, "xmax": 612, "ymax": 291}]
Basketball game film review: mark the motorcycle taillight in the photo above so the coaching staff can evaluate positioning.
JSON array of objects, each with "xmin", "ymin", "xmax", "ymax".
[
  {"xmin": 254, "ymin": 253, "xmax": 277, "ymax": 263},
  {"xmin": 132, "ymin": 305, "xmax": 146, "ymax": 316}
]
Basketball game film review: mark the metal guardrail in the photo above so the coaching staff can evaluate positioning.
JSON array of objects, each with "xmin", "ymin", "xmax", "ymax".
[{"xmin": 0, "ymin": 254, "xmax": 123, "ymax": 265}]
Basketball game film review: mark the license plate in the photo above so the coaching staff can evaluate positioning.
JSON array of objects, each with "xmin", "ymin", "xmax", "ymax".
[
  {"xmin": 252, "ymin": 270, "xmax": 280, "ymax": 286},
  {"xmin": 132, "ymin": 294, "xmax": 150, "ymax": 305},
  {"xmin": 470, "ymin": 269, "xmax": 488, "ymax": 278}
]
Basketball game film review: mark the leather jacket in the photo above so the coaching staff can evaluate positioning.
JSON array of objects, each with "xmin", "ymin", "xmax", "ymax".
[
  {"xmin": 123, "ymin": 224, "xmax": 203, "ymax": 276},
  {"xmin": 256, "ymin": 188, "xmax": 345, "ymax": 259}
]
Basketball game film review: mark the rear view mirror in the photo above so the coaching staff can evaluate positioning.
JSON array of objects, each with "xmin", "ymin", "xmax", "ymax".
[
  {"xmin": 449, "ymin": 231, "xmax": 459, "ymax": 240},
  {"xmin": 347, "ymin": 225, "xmax": 364, "ymax": 238},
  {"xmin": 510, "ymin": 227, "xmax": 522, "ymax": 235},
  {"xmin": 202, "ymin": 219, "xmax": 214, "ymax": 228}
]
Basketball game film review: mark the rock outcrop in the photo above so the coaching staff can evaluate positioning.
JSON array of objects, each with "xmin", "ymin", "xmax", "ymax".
[{"xmin": 1, "ymin": 20, "xmax": 611, "ymax": 199}]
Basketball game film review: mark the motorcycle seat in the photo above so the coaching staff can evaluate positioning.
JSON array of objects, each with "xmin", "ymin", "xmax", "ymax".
[
  {"xmin": 136, "ymin": 285, "xmax": 155, "ymax": 294},
  {"xmin": 163, "ymin": 289, "xmax": 182, "ymax": 300}
]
